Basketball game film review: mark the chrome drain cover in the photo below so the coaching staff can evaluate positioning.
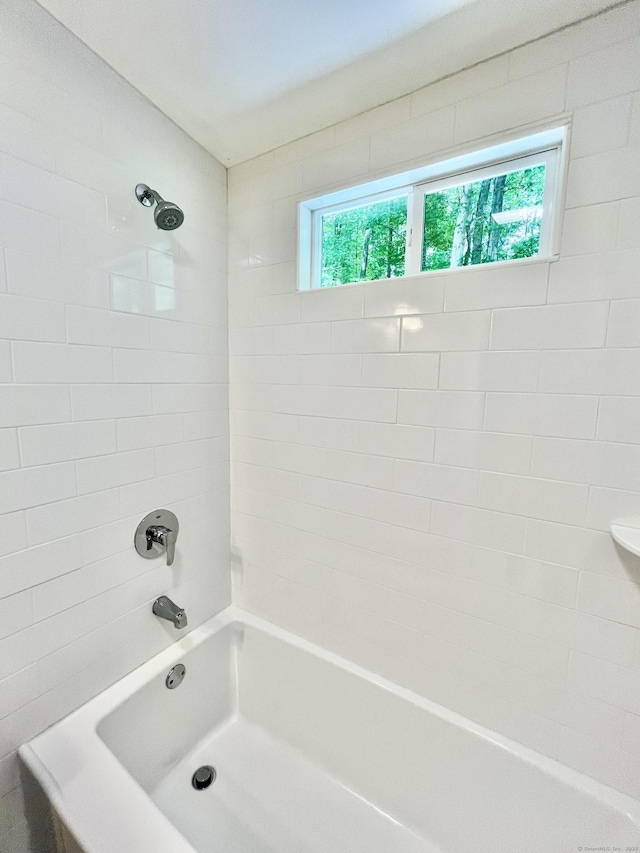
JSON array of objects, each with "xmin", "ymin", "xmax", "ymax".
[{"xmin": 192, "ymin": 765, "xmax": 216, "ymax": 790}]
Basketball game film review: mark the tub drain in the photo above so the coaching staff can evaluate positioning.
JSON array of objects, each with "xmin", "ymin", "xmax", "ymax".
[{"xmin": 192, "ymin": 765, "xmax": 216, "ymax": 790}]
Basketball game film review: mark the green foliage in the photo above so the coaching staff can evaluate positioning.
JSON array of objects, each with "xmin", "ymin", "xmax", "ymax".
[
  {"xmin": 318, "ymin": 164, "xmax": 546, "ymax": 287},
  {"xmin": 321, "ymin": 195, "xmax": 407, "ymax": 287},
  {"xmin": 422, "ymin": 164, "xmax": 546, "ymax": 271}
]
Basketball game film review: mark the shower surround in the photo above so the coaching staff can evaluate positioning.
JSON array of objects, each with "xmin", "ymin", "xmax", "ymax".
[
  {"xmin": 228, "ymin": 0, "xmax": 640, "ymax": 803},
  {"xmin": 2, "ymin": 0, "xmax": 640, "ymax": 849},
  {"xmin": 0, "ymin": 1, "xmax": 229, "ymax": 849}
]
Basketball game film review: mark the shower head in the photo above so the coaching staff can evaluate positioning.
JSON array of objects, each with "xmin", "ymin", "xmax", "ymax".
[
  {"xmin": 135, "ymin": 184, "xmax": 184, "ymax": 231},
  {"xmin": 154, "ymin": 199, "xmax": 184, "ymax": 231}
]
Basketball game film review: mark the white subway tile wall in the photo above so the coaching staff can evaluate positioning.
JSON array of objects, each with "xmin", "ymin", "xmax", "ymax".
[
  {"xmin": 229, "ymin": 0, "xmax": 640, "ymax": 800},
  {"xmin": 0, "ymin": 1, "xmax": 230, "ymax": 848}
]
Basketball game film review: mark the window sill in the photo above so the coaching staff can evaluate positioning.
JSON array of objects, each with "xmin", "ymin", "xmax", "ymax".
[{"xmin": 299, "ymin": 253, "xmax": 560, "ymax": 293}]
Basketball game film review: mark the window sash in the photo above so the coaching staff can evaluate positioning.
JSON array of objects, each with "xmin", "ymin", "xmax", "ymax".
[
  {"xmin": 405, "ymin": 148, "xmax": 558, "ymax": 276},
  {"xmin": 307, "ymin": 143, "xmax": 561, "ymax": 289}
]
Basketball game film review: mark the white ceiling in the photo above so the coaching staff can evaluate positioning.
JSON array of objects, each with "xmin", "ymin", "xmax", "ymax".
[{"xmin": 37, "ymin": 0, "xmax": 621, "ymax": 165}]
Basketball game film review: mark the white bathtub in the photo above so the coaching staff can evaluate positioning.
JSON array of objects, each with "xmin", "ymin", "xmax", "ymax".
[{"xmin": 20, "ymin": 606, "xmax": 640, "ymax": 853}]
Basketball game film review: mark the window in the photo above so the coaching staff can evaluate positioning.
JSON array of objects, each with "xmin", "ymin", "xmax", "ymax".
[{"xmin": 298, "ymin": 127, "xmax": 566, "ymax": 290}]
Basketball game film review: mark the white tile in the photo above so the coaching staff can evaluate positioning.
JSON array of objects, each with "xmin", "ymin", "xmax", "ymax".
[
  {"xmin": 302, "ymin": 139, "xmax": 370, "ymax": 191},
  {"xmin": 151, "ymin": 319, "xmax": 209, "ymax": 354},
  {"xmin": 491, "ymin": 302, "xmax": 608, "ymax": 350},
  {"xmin": 560, "ymin": 202, "xmax": 620, "ymax": 254},
  {"xmin": 359, "ymin": 422, "xmax": 435, "ymax": 462},
  {"xmin": 66, "ymin": 306, "xmax": 150, "ymax": 349},
  {"xmin": 430, "ymin": 502, "xmax": 526, "ymax": 553},
  {"xmin": 298, "ymin": 475, "xmax": 429, "ymax": 533},
  {"xmin": 26, "ymin": 490, "xmax": 121, "ymax": 546},
  {"xmin": 113, "ymin": 349, "xmax": 182, "ymax": 384},
  {"xmin": 70, "ymin": 384, "xmax": 153, "ymax": 421},
  {"xmin": 298, "ymin": 355, "xmax": 361, "ymax": 386},
  {"xmin": 443, "ymin": 262, "xmax": 548, "ymax": 312},
  {"xmin": 508, "ymin": 29, "xmax": 574, "ymax": 80},
  {"xmin": 116, "ymin": 414, "xmax": 183, "ymax": 450},
  {"xmin": 247, "ymin": 293, "xmax": 300, "ymax": 326},
  {"xmin": 548, "ymin": 250, "xmax": 640, "ymax": 302},
  {"xmin": 362, "ymin": 353, "xmax": 438, "ymax": 389},
  {"xmin": 0, "ymin": 153, "xmax": 106, "ymax": 230},
  {"xmin": 586, "ymin": 486, "xmax": 640, "ymax": 532},
  {"xmin": 0, "ymin": 591, "xmax": 33, "ymax": 641},
  {"xmin": 598, "ymin": 396, "xmax": 640, "ymax": 444},
  {"xmin": 524, "ymin": 519, "xmax": 613, "ymax": 574},
  {"xmin": 297, "ymin": 445, "xmax": 393, "ymax": 490},
  {"xmin": 369, "ymin": 106, "xmax": 455, "ymax": 170},
  {"xmin": 439, "ymin": 351, "xmax": 539, "ymax": 391},
  {"xmin": 0, "ymin": 294, "xmax": 65, "ymax": 342},
  {"xmin": 0, "ymin": 665, "xmax": 39, "ymax": 722},
  {"xmin": 393, "ymin": 459, "xmax": 478, "ymax": 505},
  {"xmin": 299, "ymin": 287, "xmax": 363, "ymax": 322},
  {"xmin": 607, "ymin": 299, "xmax": 640, "ymax": 347},
  {"xmin": 18, "ymin": 421, "xmax": 116, "ymax": 466},
  {"xmin": 0, "ymin": 462, "xmax": 76, "ymax": 514},
  {"xmin": 566, "ymin": 145, "xmax": 640, "ymax": 207},
  {"xmin": 274, "ymin": 323, "xmax": 330, "ymax": 354},
  {"xmin": 539, "ymin": 349, "xmax": 640, "ymax": 395},
  {"xmin": 618, "ymin": 197, "xmax": 640, "ymax": 248},
  {"xmin": 570, "ymin": 610, "xmax": 637, "ymax": 668},
  {"xmin": 331, "ymin": 318, "xmax": 400, "ymax": 353},
  {"xmin": 274, "ymin": 127, "xmax": 336, "ymax": 165},
  {"xmin": 32, "ymin": 554, "xmax": 124, "ymax": 621},
  {"xmin": 0, "ymin": 199, "xmax": 60, "ymax": 258},
  {"xmin": 454, "ymin": 67, "xmax": 567, "ymax": 144},
  {"xmin": 567, "ymin": 650, "xmax": 640, "ymax": 713},
  {"xmin": 111, "ymin": 276, "xmax": 180, "ymax": 320},
  {"xmin": 478, "ymin": 472, "xmax": 588, "ymax": 526},
  {"xmin": 0, "ymin": 103, "xmax": 55, "ymax": 171},
  {"xmin": 5, "ymin": 250, "xmax": 109, "ymax": 308},
  {"xmin": 472, "ymin": 549, "xmax": 578, "ymax": 608},
  {"xmin": 532, "ymin": 438, "xmax": 640, "ymax": 491},
  {"xmin": 364, "ymin": 275, "xmax": 444, "ymax": 318},
  {"xmin": 632, "ymin": 91, "xmax": 640, "ymax": 144},
  {"xmin": 484, "ymin": 393, "xmax": 598, "ymax": 439},
  {"xmin": 401, "ymin": 310, "xmax": 491, "ymax": 352},
  {"xmin": 434, "ymin": 429, "xmax": 531, "ymax": 475},
  {"xmin": 12, "ymin": 342, "xmax": 113, "ymax": 384},
  {"xmin": 0, "ymin": 385, "xmax": 71, "ymax": 428},
  {"xmin": 0, "ymin": 512, "xmax": 27, "ymax": 558},
  {"xmin": 230, "ymin": 326, "xmax": 274, "ymax": 356},
  {"xmin": 398, "ymin": 390, "xmax": 485, "ymax": 429},
  {"xmin": 335, "ymin": 98, "xmax": 410, "ymax": 145},
  {"xmin": 566, "ymin": 34, "xmax": 640, "ymax": 107},
  {"xmin": 0, "ymin": 344, "xmax": 11, "ymax": 383},
  {"xmin": 412, "ymin": 56, "xmax": 509, "ymax": 113},
  {"xmin": 61, "ymin": 223, "xmax": 146, "ymax": 280},
  {"xmin": 75, "ymin": 449, "xmax": 155, "ymax": 494},
  {"xmin": 0, "ymin": 431, "xmax": 19, "ymax": 472},
  {"xmin": 571, "ymin": 95, "xmax": 633, "ymax": 158},
  {"xmin": 0, "ymin": 536, "xmax": 82, "ymax": 598}
]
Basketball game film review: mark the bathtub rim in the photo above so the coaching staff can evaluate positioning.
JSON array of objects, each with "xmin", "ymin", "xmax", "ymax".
[{"xmin": 19, "ymin": 604, "xmax": 640, "ymax": 853}]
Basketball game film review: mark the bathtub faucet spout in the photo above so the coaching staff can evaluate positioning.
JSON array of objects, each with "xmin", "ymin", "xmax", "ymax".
[{"xmin": 152, "ymin": 596, "xmax": 187, "ymax": 630}]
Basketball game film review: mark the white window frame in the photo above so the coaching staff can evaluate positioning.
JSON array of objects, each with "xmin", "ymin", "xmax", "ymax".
[
  {"xmin": 298, "ymin": 126, "xmax": 567, "ymax": 290},
  {"xmin": 406, "ymin": 148, "xmax": 558, "ymax": 276}
]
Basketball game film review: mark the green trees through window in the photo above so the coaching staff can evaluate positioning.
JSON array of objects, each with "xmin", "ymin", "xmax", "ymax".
[
  {"xmin": 318, "ymin": 163, "xmax": 547, "ymax": 287},
  {"xmin": 422, "ymin": 164, "xmax": 546, "ymax": 271},
  {"xmin": 321, "ymin": 196, "xmax": 407, "ymax": 288}
]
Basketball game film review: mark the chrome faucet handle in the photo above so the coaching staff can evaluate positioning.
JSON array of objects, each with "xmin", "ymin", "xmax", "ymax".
[
  {"xmin": 134, "ymin": 510, "xmax": 179, "ymax": 567},
  {"xmin": 146, "ymin": 525, "xmax": 176, "ymax": 566}
]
